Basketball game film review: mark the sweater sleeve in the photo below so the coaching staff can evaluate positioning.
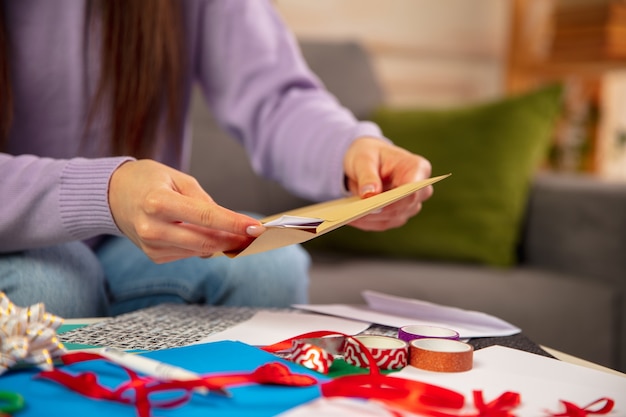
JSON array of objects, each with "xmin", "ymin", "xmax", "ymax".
[
  {"xmin": 0, "ymin": 153, "xmax": 132, "ymax": 252},
  {"xmin": 190, "ymin": 0, "xmax": 386, "ymax": 202}
]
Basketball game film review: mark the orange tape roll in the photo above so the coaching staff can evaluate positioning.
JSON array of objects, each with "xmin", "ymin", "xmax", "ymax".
[{"xmin": 409, "ymin": 338, "xmax": 473, "ymax": 372}]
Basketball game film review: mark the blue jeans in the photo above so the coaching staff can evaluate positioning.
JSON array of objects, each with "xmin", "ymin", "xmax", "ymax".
[{"xmin": 0, "ymin": 237, "xmax": 310, "ymax": 318}]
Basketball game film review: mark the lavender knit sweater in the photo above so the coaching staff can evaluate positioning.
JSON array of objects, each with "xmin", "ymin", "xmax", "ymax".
[{"xmin": 0, "ymin": 0, "xmax": 383, "ymax": 252}]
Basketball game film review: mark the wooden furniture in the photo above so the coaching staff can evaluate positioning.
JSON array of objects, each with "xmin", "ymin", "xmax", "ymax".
[{"xmin": 507, "ymin": 0, "xmax": 626, "ymax": 174}]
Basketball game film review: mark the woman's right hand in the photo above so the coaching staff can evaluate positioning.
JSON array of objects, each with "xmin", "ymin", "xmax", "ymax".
[{"xmin": 108, "ymin": 159, "xmax": 265, "ymax": 263}]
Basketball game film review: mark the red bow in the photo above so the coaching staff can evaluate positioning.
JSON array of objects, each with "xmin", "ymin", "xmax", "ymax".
[
  {"xmin": 472, "ymin": 390, "xmax": 521, "ymax": 417},
  {"xmin": 548, "ymin": 397, "xmax": 615, "ymax": 417}
]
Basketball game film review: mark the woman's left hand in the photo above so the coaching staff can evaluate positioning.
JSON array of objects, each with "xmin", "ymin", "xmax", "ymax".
[{"xmin": 343, "ymin": 137, "xmax": 433, "ymax": 231}]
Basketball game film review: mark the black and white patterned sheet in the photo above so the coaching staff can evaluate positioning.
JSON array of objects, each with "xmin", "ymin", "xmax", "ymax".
[{"xmin": 59, "ymin": 304, "xmax": 397, "ymax": 351}]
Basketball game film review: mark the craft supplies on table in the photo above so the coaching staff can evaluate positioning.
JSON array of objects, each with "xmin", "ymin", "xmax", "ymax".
[{"xmin": 0, "ymin": 292, "xmax": 622, "ymax": 416}]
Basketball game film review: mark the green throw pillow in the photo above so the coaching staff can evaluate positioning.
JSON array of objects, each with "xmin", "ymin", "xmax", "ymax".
[{"xmin": 306, "ymin": 85, "xmax": 563, "ymax": 267}]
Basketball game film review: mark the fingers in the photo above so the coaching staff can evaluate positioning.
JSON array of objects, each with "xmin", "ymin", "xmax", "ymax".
[
  {"xmin": 351, "ymin": 153, "xmax": 382, "ymax": 198},
  {"xmin": 135, "ymin": 223, "xmax": 255, "ymax": 263},
  {"xmin": 109, "ymin": 160, "xmax": 267, "ymax": 263},
  {"xmin": 139, "ymin": 182, "xmax": 264, "ymax": 237},
  {"xmin": 344, "ymin": 137, "xmax": 433, "ymax": 198},
  {"xmin": 414, "ymin": 183, "xmax": 434, "ymax": 203},
  {"xmin": 177, "ymin": 195, "xmax": 264, "ymax": 237},
  {"xmin": 344, "ymin": 138, "xmax": 384, "ymax": 198},
  {"xmin": 127, "ymin": 186, "xmax": 264, "ymax": 261},
  {"xmin": 349, "ymin": 193, "xmax": 424, "ymax": 231},
  {"xmin": 342, "ymin": 137, "xmax": 436, "ymax": 233},
  {"xmin": 379, "ymin": 150, "xmax": 432, "ymax": 192}
]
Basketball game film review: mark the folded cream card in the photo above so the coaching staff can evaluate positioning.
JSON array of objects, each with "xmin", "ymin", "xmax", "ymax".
[{"xmin": 221, "ymin": 173, "xmax": 450, "ymax": 258}]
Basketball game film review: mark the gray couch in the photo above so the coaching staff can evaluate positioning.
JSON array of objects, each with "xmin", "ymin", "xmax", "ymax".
[{"xmin": 189, "ymin": 40, "xmax": 626, "ymax": 372}]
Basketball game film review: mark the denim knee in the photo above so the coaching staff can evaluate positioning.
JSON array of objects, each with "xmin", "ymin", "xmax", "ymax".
[
  {"xmin": 207, "ymin": 243, "xmax": 312, "ymax": 308},
  {"xmin": 100, "ymin": 235, "xmax": 312, "ymax": 314},
  {"xmin": 0, "ymin": 242, "xmax": 108, "ymax": 318}
]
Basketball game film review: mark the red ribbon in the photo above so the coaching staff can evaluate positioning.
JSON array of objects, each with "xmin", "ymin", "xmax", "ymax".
[
  {"xmin": 472, "ymin": 390, "xmax": 521, "ymax": 417},
  {"xmin": 37, "ymin": 351, "xmax": 317, "ymax": 417},
  {"xmin": 322, "ymin": 373, "xmax": 465, "ymax": 416},
  {"xmin": 548, "ymin": 397, "xmax": 615, "ymax": 417},
  {"xmin": 264, "ymin": 331, "xmax": 526, "ymax": 417},
  {"xmin": 262, "ymin": 330, "xmax": 383, "ymax": 376},
  {"xmin": 37, "ymin": 333, "xmax": 615, "ymax": 417}
]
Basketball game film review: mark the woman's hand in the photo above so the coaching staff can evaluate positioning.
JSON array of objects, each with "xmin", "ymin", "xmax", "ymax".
[
  {"xmin": 343, "ymin": 137, "xmax": 433, "ymax": 231},
  {"xmin": 108, "ymin": 159, "xmax": 265, "ymax": 263}
]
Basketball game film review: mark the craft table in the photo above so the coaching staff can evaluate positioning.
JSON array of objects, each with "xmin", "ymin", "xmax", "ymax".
[{"xmin": 59, "ymin": 304, "xmax": 624, "ymax": 378}]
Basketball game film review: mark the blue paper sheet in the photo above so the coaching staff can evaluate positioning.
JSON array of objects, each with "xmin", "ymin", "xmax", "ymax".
[{"xmin": 0, "ymin": 341, "xmax": 326, "ymax": 416}]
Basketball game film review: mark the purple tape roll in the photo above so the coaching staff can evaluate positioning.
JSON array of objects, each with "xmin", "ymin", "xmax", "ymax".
[{"xmin": 398, "ymin": 325, "xmax": 460, "ymax": 343}]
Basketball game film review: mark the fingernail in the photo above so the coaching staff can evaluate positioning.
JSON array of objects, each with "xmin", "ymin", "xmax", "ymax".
[
  {"xmin": 360, "ymin": 184, "xmax": 377, "ymax": 197},
  {"xmin": 246, "ymin": 225, "xmax": 265, "ymax": 237}
]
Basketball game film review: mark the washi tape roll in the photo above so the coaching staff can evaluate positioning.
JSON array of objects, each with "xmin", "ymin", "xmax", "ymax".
[
  {"xmin": 290, "ymin": 340, "xmax": 335, "ymax": 374},
  {"xmin": 398, "ymin": 325, "xmax": 460, "ymax": 343},
  {"xmin": 344, "ymin": 335, "xmax": 408, "ymax": 371},
  {"xmin": 409, "ymin": 338, "xmax": 473, "ymax": 372}
]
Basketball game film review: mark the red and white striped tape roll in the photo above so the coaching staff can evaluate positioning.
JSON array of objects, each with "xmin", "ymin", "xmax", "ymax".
[
  {"xmin": 344, "ymin": 335, "xmax": 408, "ymax": 371},
  {"xmin": 290, "ymin": 340, "xmax": 335, "ymax": 373}
]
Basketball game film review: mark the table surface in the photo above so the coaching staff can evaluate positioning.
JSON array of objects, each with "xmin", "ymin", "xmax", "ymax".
[
  {"xmin": 59, "ymin": 304, "xmax": 545, "ymax": 354},
  {"xmin": 62, "ymin": 308, "xmax": 626, "ymax": 379}
]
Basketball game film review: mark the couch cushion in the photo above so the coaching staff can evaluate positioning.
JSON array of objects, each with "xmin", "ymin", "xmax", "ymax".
[{"xmin": 307, "ymin": 85, "xmax": 562, "ymax": 266}]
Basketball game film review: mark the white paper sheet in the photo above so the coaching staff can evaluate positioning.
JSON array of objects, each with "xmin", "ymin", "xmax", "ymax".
[
  {"xmin": 294, "ymin": 290, "xmax": 520, "ymax": 338},
  {"xmin": 194, "ymin": 311, "xmax": 370, "ymax": 346},
  {"xmin": 395, "ymin": 345, "xmax": 626, "ymax": 416},
  {"xmin": 263, "ymin": 215, "xmax": 323, "ymax": 229},
  {"xmin": 277, "ymin": 398, "xmax": 396, "ymax": 417}
]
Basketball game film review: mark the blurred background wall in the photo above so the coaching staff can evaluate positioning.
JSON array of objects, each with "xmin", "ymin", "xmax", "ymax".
[
  {"xmin": 275, "ymin": 0, "xmax": 509, "ymax": 109},
  {"xmin": 275, "ymin": 0, "xmax": 626, "ymax": 181}
]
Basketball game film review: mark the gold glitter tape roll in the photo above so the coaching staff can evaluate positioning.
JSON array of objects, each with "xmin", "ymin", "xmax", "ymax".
[{"xmin": 409, "ymin": 338, "xmax": 473, "ymax": 372}]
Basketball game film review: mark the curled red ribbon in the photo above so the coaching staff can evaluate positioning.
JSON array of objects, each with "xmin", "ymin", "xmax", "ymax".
[
  {"xmin": 264, "ymin": 331, "xmax": 526, "ymax": 417},
  {"xmin": 548, "ymin": 397, "xmax": 615, "ymax": 417},
  {"xmin": 37, "ymin": 352, "xmax": 317, "ymax": 417},
  {"xmin": 323, "ymin": 373, "xmax": 465, "ymax": 416},
  {"xmin": 473, "ymin": 390, "xmax": 521, "ymax": 417},
  {"xmin": 37, "ymin": 333, "xmax": 614, "ymax": 417},
  {"xmin": 266, "ymin": 331, "xmax": 619, "ymax": 417}
]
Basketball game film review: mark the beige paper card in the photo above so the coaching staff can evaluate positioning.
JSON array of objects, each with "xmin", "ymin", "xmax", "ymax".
[{"xmin": 221, "ymin": 173, "xmax": 451, "ymax": 258}]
